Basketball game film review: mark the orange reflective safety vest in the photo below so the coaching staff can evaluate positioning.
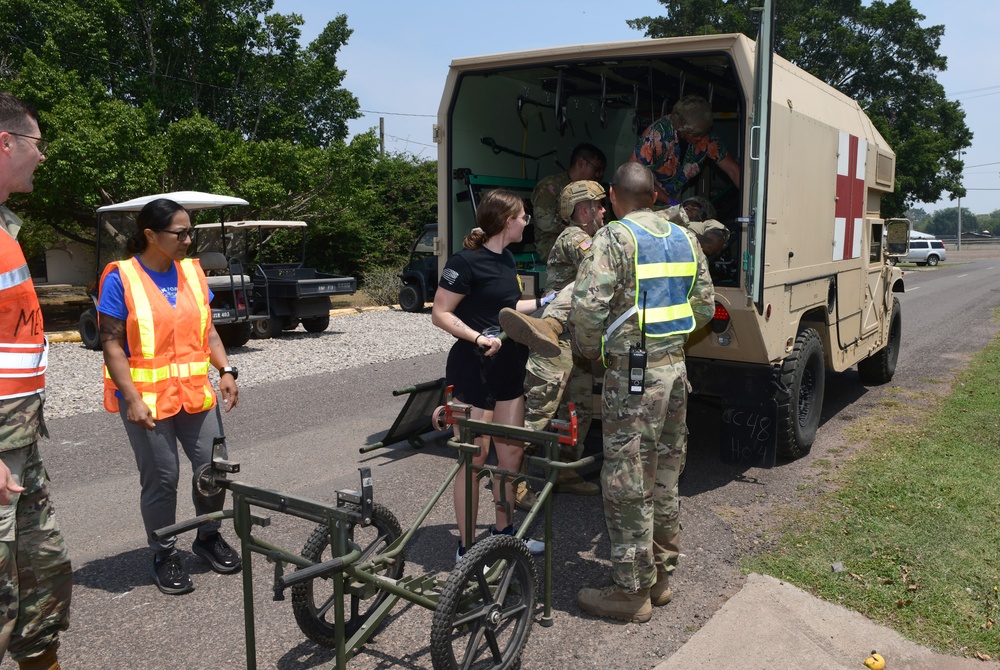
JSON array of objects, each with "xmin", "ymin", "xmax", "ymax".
[
  {"xmin": 101, "ymin": 257, "xmax": 216, "ymax": 419},
  {"xmin": 0, "ymin": 227, "xmax": 46, "ymax": 400}
]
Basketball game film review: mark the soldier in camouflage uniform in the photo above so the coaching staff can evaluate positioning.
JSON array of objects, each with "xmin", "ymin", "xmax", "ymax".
[
  {"xmin": 570, "ymin": 162, "xmax": 714, "ymax": 624},
  {"xmin": 0, "ymin": 93, "xmax": 71, "ymax": 670},
  {"xmin": 520, "ymin": 181, "xmax": 606, "ymax": 498},
  {"xmin": 530, "ymin": 144, "xmax": 606, "ymax": 262}
]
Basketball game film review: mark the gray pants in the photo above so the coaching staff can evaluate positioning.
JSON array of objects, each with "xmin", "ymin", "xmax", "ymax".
[{"xmin": 119, "ymin": 404, "xmax": 226, "ymax": 557}]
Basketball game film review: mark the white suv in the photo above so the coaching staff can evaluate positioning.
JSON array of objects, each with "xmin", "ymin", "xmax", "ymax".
[{"xmin": 902, "ymin": 239, "xmax": 947, "ymax": 266}]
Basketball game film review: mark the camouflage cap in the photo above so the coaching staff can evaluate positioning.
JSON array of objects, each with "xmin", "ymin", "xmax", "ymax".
[
  {"xmin": 681, "ymin": 195, "xmax": 716, "ymax": 221},
  {"xmin": 669, "ymin": 94, "xmax": 714, "ymax": 136},
  {"xmin": 559, "ymin": 180, "xmax": 606, "ymax": 222}
]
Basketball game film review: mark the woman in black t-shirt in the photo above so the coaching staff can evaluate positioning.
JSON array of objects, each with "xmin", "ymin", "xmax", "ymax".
[{"xmin": 432, "ymin": 189, "xmax": 543, "ymax": 560}]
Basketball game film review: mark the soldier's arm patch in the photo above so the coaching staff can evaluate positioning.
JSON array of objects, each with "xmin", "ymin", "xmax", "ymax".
[{"xmin": 578, "ymin": 238, "xmax": 592, "ymax": 252}]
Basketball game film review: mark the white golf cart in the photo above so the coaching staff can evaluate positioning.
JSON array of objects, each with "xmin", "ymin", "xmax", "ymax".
[{"xmin": 79, "ymin": 190, "xmax": 257, "ymax": 349}]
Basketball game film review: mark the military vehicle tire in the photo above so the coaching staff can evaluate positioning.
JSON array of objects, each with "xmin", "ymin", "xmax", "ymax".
[
  {"xmin": 398, "ymin": 284, "xmax": 423, "ymax": 312},
  {"xmin": 430, "ymin": 534, "xmax": 535, "ymax": 670},
  {"xmin": 775, "ymin": 327, "xmax": 825, "ymax": 460},
  {"xmin": 217, "ymin": 321, "xmax": 252, "ymax": 348},
  {"xmin": 857, "ymin": 297, "xmax": 901, "ymax": 385},
  {"xmin": 302, "ymin": 314, "xmax": 330, "ymax": 333},
  {"xmin": 78, "ymin": 307, "xmax": 101, "ymax": 351},
  {"xmin": 291, "ymin": 502, "xmax": 405, "ymax": 648},
  {"xmin": 926, "ymin": 254, "xmax": 939, "ymax": 267}
]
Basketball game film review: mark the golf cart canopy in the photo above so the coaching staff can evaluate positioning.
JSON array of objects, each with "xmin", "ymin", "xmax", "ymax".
[
  {"xmin": 96, "ymin": 191, "xmax": 249, "ymax": 213},
  {"xmin": 194, "ymin": 220, "xmax": 307, "ymax": 229}
]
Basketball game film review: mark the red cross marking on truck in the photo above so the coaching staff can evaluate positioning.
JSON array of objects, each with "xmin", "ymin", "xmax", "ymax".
[{"xmin": 834, "ymin": 131, "xmax": 867, "ymax": 261}]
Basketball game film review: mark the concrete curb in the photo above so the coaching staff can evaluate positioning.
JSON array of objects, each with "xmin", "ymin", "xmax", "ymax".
[{"xmin": 657, "ymin": 573, "xmax": 999, "ymax": 670}]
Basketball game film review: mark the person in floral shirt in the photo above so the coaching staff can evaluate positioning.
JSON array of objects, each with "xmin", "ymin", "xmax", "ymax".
[{"xmin": 631, "ymin": 94, "xmax": 741, "ymax": 205}]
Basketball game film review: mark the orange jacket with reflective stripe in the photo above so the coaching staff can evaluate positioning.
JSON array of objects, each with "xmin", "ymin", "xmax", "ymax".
[
  {"xmin": 101, "ymin": 257, "xmax": 216, "ymax": 419},
  {"xmin": 0, "ymin": 228, "xmax": 46, "ymax": 400}
]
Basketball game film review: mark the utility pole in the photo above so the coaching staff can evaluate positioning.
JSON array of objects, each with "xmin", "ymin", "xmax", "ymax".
[
  {"xmin": 379, "ymin": 117, "xmax": 385, "ymax": 156},
  {"xmin": 956, "ymin": 149, "xmax": 964, "ymax": 252}
]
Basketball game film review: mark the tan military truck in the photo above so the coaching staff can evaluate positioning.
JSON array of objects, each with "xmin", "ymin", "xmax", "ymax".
[{"xmin": 434, "ymin": 19, "xmax": 909, "ymax": 465}]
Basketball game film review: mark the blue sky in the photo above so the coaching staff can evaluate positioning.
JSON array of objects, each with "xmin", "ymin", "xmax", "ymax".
[{"xmin": 272, "ymin": 0, "xmax": 1000, "ymax": 217}]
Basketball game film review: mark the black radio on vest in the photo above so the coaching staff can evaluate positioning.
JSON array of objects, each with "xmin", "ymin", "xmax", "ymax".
[{"xmin": 628, "ymin": 291, "xmax": 648, "ymax": 395}]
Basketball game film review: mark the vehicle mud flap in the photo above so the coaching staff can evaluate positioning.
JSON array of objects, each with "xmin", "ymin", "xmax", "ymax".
[{"xmin": 686, "ymin": 358, "xmax": 778, "ymax": 468}]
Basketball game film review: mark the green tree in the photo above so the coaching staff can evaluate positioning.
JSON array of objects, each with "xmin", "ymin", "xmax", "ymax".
[
  {"xmin": 628, "ymin": 0, "xmax": 971, "ymax": 216},
  {"xmin": 904, "ymin": 207, "xmax": 931, "ymax": 231},
  {"xmin": 926, "ymin": 207, "xmax": 977, "ymax": 237},
  {"xmin": 979, "ymin": 209, "xmax": 1000, "ymax": 237},
  {"xmin": 0, "ymin": 0, "xmax": 360, "ymax": 147}
]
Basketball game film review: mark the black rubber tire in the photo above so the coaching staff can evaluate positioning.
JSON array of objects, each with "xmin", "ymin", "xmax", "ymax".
[
  {"xmin": 888, "ymin": 257, "xmax": 897, "ymax": 266},
  {"xmin": 857, "ymin": 297, "xmax": 901, "ymax": 385},
  {"xmin": 430, "ymin": 534, "xmax": 536, "ymax": 670},
  {"xmin": 302, "ymin": 314, "xmax": 331, "ymax": 333},
  {"xmin": 216, "ymin": 321, "xmax": 252, "ymax": 348},
  {"xmin": 251, "ymin": 318, "xmax": 274, "ymax": 339},
  {"xmin": 775, "ymin": 327, "xmax": 825, "ymax": 460},
  {"xmin": 78, "ymin": 307, "xmax": 101, "ymax": 351},
  {"xmin": 398, "ymin": 284, "xmax": 424, "ymax": 312},
  {"xmin": 926, "ymin": 254, "xmax": 939, "ymax": 267},
  {"xmin": 291, "ymin": 503, "xmax": 404, "ymax": 648}
]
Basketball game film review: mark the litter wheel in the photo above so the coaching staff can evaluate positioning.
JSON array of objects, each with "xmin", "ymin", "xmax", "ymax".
[
  {"xmin": 191, "ymin": 463, "xmax": 225, "ymax": 507},
  {"xmin": 430, "ymin": 534, "xmax": 536, "ymax": 670},
  {"xmin": 291, "ymin": 503, "xmax": 404, "ymax": 648},
  {"xmin": 431, "ymin": 405, "xmax": 448, "ymax": 432}
]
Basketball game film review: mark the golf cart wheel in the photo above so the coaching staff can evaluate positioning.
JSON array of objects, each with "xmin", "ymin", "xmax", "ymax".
[
  {"xmin": 291, "ymin": 503, "xmax": 405, "ymax": 648},
  {"xmin": 79, "ymin": 308, "xmax": 101, "ymax": 351},
  {"xmin": 302, "ymin": 314, "xmax": 330, "ymax": 333},
  {"xmin": 430, "ymin": 534, "xmax": 536, "ymax": 670},
  {"xmin": 251, "ymin": 318, "xmax": 274, "ymax": 339},
  {"xmin": 398, "ymin": 284, "xmax": 424, "ymax": 312},
  {"xmin": 217, "ymin": 322, "xmax": 252, "ymax": 348}
]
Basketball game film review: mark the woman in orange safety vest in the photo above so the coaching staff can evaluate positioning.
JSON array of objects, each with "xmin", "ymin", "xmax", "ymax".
[{"xmin": 98, "ymin": 198, "xmax": 241, "ymax": 596}]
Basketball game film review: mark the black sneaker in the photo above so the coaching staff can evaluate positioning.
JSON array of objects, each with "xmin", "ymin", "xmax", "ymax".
[
  {"xmin": 151, "ymin": 553, "xmax": 194, "ymax": 595},
  {"xmin": 192, "ymin": 533, "xmax": 242, "ymax": 574}
]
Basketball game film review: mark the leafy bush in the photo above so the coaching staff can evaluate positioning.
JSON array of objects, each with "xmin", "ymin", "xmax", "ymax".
[{"xmin": 362, "ymin": 265, "xmax": 405, "ymax": 307}]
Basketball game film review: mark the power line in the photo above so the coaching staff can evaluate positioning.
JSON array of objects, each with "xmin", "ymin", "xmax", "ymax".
[
  {"xmin": 385, "ymin": 133, "xmax": 436, "ymax": 149},
  {"xmin": 359, "ymin": 109, "xmax": 435, "ymax": 118},
  {"xmin": 965, "ymin": 161, "xmax": 1000, "ymax": 168}
]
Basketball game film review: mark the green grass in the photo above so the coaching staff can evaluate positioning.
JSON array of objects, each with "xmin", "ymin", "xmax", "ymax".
[{"xmin": 744, "ymin": 338, "xmax": 1000, "ymax": 659}]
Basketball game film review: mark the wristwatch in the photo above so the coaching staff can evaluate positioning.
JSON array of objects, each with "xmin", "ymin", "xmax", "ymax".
[{"xmin": 219, "ymin": 366, "xmax": 239, "ymax": 381}]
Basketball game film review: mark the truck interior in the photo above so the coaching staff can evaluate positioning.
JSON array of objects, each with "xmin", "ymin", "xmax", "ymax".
[{"xmin": 445, "ymin": 45, "xmax": 747, "ymax": 288}]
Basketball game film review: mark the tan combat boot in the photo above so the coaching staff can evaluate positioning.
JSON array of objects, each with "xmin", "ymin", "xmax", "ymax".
[
  {"xmin": 514, "ymin": 480, "xmax": 536, "ymax": 511},
  {"xmin": 650, "ymin": 569, "xmax": 672, "ymax": 606},
  {"xmin": 556, "ymin": 468, "xmax": 600, "ymax": 496},
  {"xmin": 577, "ymin": 584, "xmax": 652, "ymax": 623},
  {"xmin": 498, "ymin": 308, "xmax": 562, "ymax": 357},
  {"xmin": 17, "ymin": 648, "xmax": 61, "ymax": 670}
]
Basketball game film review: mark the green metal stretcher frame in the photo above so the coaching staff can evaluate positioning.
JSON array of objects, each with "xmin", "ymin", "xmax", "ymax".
[{"xmin": 154, "ymin": 400, "xmax": 593, "ymax": 670}]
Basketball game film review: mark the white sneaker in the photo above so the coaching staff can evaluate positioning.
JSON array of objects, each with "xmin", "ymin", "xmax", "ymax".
[
  {"xmin": 522, "ymin": 537, "xmax": 545, "ymax": 556},
  {"xmin": 490, "ymin": 525, "xmax": 545, "ymax": 556}
]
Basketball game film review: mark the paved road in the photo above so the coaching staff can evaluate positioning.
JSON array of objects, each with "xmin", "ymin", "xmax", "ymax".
[{"xmin": 7, "ymin": 254, "xmax": 1000, "ymax": 669}]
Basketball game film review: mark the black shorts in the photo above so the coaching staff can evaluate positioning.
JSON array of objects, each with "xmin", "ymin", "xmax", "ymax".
[{"xmin": 446, "ymin": 339, "xmax": 528, "ymax": 409}]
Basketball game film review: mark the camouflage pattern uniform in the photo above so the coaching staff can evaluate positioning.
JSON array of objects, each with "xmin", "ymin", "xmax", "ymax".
[
  {"xmin": 530, "ymin": 171, "xmax": 571, "ymax": 262},
  {"xmin": 525, "ymin": 224, "xmax": 596, "ymax": 450},
  {"xmin": 0, "ymin": 210, "xmax": 72, "ymax": 664},
  {"xmin": 570, "ymin": 208, "xmax": 714, "ymax": 593}
]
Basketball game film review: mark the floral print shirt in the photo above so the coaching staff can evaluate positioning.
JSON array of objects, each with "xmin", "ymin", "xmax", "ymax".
[{"xmin": 632, "ymin": 116, "xmax": 729, "ymax": 205}]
